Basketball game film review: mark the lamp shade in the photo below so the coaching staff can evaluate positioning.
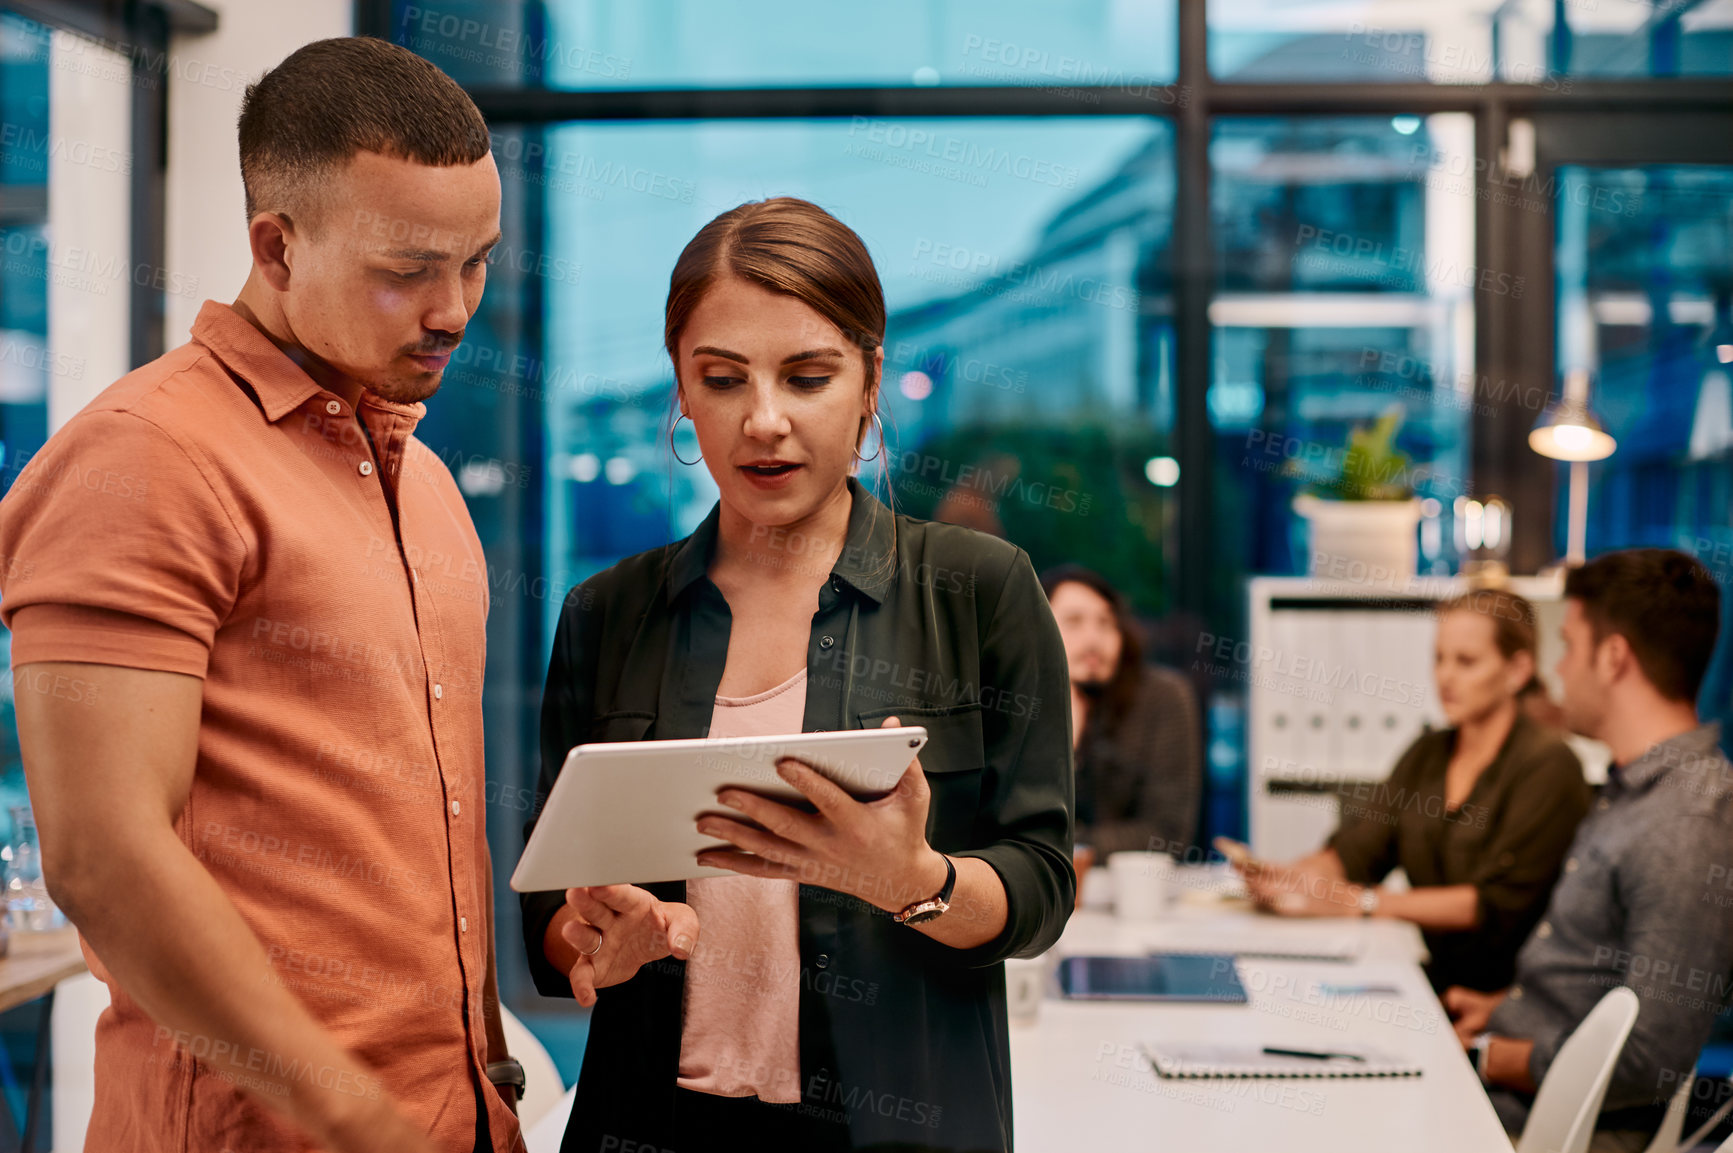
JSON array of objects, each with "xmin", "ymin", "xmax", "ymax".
[{"xmin": 1529, "ymin": 396, "xmax": 1616, "ymax": 462}]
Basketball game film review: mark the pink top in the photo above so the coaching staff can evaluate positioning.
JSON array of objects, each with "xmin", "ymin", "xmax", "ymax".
[{"xmin": 676, "ymin": 666, "xmax": 807, "ymax": 1102}]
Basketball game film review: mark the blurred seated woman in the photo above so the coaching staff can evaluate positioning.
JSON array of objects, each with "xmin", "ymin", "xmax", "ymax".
[
  {"xmin": 1240, "ymin": 590, "xmax": 1590, "ymax": 993},
  {"xmin": 1042, "ymin": 566, "xmax": 1202, "ymax": 868}
]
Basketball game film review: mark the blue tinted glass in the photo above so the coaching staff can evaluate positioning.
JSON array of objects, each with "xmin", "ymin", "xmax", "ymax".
[
  {"xmin": 1211, "ymin": 115, "xmax": 1475, "ymax": 597},
  {"xmin": 392, "ymin": 0, "xmax": 1176, "ymax": 89},
  {"xmin": 1556, "ymin": 165, "xmax": 1733, "ymax": 728},
  {"xmin": 0, "ymin": 13, "xmax": 52, "ymax": 841},
  {"xmin": 513, "ymin": 116, "xmax": 1175, "ymax": 623},
  {"xmin": 1210, "ymin": 0, "xmax": 1733, "ymax": 81}
]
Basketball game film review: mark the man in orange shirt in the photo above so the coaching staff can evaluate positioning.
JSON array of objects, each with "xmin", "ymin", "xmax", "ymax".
[{"xmin": 0, "ymin": 38, "xmax": 523, "ymax": 1153}]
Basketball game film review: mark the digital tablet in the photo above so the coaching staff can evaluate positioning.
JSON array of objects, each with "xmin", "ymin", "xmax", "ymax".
[
  {"xmin": 509, "ymin": 726, "xmax": 929, "ymax": 891},
  {"xmin": 1056, "ymin": 954, "xmax": 1249, "ymax": 1003}
]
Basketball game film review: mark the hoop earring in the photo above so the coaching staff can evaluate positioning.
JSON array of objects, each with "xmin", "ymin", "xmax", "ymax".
[
  {"xmin": 670, "ymin": 413, "xmax": 702, "ymax": 466},
  {"xmin": 855, "ymin": 412, "xmax": 884, "ymax": 463}
]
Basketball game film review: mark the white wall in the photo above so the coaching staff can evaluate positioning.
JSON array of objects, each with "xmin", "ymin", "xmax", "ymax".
[
  {"xmin": 161, "ymin": 0, "xmax": 352, "ymax": 349},
  {"xmin": 46, "ymin": 30, "xmax": 131, "ymax": 427}
]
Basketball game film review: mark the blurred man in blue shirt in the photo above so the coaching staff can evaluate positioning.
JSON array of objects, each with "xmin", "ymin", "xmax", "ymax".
[{"xmin": 1443, "ymin": 548, "xmax": 1733, "ymax": 1153}]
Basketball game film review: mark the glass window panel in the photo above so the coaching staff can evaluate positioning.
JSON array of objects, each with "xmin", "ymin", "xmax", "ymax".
[
  {"xmin": 1210, "ymin": 0, "xmax": 1733, "ymax": 82},
  {"xmin": 0, "ymin": 12, "xmax": 52, "ymax": 841},
  {"xmin": 1555, "ymin": 165, "xmax": 1733, "ymax": 728},
  {"xmin": 1207, "ymin": 114, "xmax": 1479, "ymax": 836},
  {"xmin": 390, "ymin": 0, "xmax": 1176, "ymax": 90}
]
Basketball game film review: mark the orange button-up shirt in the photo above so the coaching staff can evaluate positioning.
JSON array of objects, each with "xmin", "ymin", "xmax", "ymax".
[{"xmin": 0, "ymin": 301, "xmax": 523, "ymax": 1153}]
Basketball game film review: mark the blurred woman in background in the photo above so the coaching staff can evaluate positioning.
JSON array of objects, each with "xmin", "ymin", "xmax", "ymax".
[
  {"xmin": 1042, "ymin": 565, "xmax": 1202, "ymax": 875},
  {"xmin": 1238, "ymin": 590, "xmax": 1589, "ymax": 993}
]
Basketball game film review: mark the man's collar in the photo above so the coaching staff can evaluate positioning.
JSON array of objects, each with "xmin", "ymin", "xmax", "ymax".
[
  {"xmin": 666, "ymin": 476, "xmax": 896, "ymax": 605},
  {"xmin": 192, "ymin": 300, "xmax": 425, "ymax": 425},
  {"xmin": 1609, "ymin": 722, "xmax": 1724, "ymax": 793}
]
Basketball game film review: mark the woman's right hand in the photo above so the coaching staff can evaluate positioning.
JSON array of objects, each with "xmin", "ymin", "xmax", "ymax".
[{"xmin": 548, "ymin": 884, "xmax": 699, "ymax": 1007}]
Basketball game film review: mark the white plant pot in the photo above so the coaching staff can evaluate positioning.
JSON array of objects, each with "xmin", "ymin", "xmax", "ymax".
[{"xmin": 1294, "ymin": 494, "xmax": 1422, "ymax": 584}]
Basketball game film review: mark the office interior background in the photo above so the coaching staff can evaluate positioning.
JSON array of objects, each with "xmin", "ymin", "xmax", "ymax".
[{"xmin": 0, "ymin": 0, "xmax": 1727, "ymax": 1134}]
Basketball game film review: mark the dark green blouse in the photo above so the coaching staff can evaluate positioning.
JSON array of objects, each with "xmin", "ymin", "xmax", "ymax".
[
  {"xmin": 519, "ymin": 477, "xmax": 1076, "ymax": 1152},
  {"xmin": 1327, "ymin": 710, "xmax": 1590, "ymax": 992}
]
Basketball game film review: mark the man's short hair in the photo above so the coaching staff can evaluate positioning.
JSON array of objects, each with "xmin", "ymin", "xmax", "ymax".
[
  {"xmin": 1564, "ymin": 548, "xmax": 1720, "ymax": 703},
  {"xmin": 238, "ymin": 37, "xmax": 491, "ymax": 226}
]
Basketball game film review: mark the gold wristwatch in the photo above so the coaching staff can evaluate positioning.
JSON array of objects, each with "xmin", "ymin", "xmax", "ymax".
[{"xmin": 893, "ymin": 854, "xmax": 956, "ymax": 925}]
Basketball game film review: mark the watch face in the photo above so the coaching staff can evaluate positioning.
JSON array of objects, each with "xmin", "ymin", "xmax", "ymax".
[{"xmin": 901, "ymin": 900, "xmax": 948, "ymax": 924}]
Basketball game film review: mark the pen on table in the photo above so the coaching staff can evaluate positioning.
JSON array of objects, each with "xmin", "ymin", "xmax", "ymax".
[
  {"xmin": 1263, "ymin": 1046, "xmax": 1367, "ymax": 1062},
  {"xmin": 1317, "ymin": 983, "xmax": 1401, "ymax": 996}
]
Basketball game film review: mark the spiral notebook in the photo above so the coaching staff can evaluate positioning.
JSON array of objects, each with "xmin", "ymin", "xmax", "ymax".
[{"xmin": 1138, "ymin": 1042, "xmax": 1423, "ymax": 1080}]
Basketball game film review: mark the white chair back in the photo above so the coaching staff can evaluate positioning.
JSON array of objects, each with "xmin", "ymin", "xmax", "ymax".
[
  {"xmin": 1516, "ymin": 986, "xmax": 1640, "ymax": 1153},
  {"xmin": 499, "ymin": 1005, "xmax": 567, "ymax": 1132},
  {"xmin": 1641, "ymin": 1072, "xmax": 1692, "ymax": 1153}
]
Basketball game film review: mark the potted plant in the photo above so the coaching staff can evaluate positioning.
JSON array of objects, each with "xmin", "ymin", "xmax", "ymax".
[{"xmin": 1288, "ymin": 406, "xmax": 1423, "ymax": 583}]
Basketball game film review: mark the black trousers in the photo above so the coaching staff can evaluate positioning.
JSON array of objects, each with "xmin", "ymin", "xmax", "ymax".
[
  {"xmin": 474, "ymin": 1075, "xmax": 492, "ymax": 1153},
  {"xmin": 671, "ymin": 1085, "xmax": 851, "ymax": 1152}
]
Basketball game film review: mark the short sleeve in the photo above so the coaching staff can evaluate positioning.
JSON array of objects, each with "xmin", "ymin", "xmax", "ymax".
[{"xmin": 0, "ymin": 409, "xmax": 244, "ymax": 677}]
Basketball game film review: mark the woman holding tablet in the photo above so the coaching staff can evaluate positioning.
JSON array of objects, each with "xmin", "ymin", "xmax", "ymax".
[{"xmin": 519, "ymin": 197, "xmax": 1075, "ymax": 1152}]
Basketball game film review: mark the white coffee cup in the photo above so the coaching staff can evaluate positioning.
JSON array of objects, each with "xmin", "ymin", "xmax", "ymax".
[
  {"xmin": 1109, "ymin": 851, "xmax": 1174, "ymax": 920},
  {"xmin": 1005, "ymin": 957, "xmax": 1045, "ymax": 1024}
]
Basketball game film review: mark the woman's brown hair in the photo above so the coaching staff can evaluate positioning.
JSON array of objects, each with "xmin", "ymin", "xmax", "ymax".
[{"xmin": 664, "ymin": 196, "xmax": 886, "ymax": 453}]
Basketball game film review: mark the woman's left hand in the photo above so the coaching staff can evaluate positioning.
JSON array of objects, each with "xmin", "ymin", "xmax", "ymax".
[{"xmin": 695, "ymin": 716, "xmax": 950, "ymax": 915}]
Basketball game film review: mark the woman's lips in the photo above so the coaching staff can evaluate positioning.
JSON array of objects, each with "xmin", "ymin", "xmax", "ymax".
[{"xmin": 739, "ymin": 462, "xmax": 802, "ymax": 489}]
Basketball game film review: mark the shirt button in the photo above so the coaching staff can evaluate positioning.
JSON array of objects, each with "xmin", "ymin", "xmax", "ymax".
[
  {"xmin": 325, "ymin": 400, "xmax": 341, "ymax": 415},
  {"xmin": 819, "ymin": 636, "xmax": 835, "ymax": 650},
  {"xmin": 434, "ymin": 683, "xmax": 443, "ymax": 700},
  {"xmin": 1536, "ymin": 922, "xmax": 1552, "ymax": 939},
  {"xmin": 1565, "ymin": 857, "xmax": 1578, "ymax": 873},
  {"xmin": 1509, "ymin": 985, "xmax": 1523, "ymax": 1000},
  {"xmin": 459, "ymin": 916, "xmax": 468, "ymax": 933},
  {"xmin": 815, "ymin": 954, "xmax": 830, "ymax": 969},
  {"xmin": 450, "ymin": 800, "xmax": 461, "ymax": 816},
  {"xmin": 359, "ymin": 460, "xmax": 374, "ymax": 477},
  {"xmin": 1597, "ymin": 797, "xmax": 1611, "ymax": 811}
]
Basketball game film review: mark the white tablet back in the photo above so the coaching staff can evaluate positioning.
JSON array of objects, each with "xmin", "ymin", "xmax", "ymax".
[{"xmin": 510, "ymin": 726, "xmax": 929, "ymax": 891}]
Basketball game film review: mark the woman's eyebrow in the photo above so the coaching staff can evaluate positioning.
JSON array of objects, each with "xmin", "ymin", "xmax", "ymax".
[
  {"xmin": 689, "ymin": 346, "xmax": 847, "ymax": 365},
  {"xmin": 780, "ymin": 347, "xmax": 844, "ymax": 365},
  {"xmin": 691, "ymin": 345, "xmax": 747, "ymax": 363}
]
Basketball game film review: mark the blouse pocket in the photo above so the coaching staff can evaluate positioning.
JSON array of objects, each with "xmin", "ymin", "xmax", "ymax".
[{"xmin": 857, "ymin": 702, "xmax": 986, "ymax": 852}]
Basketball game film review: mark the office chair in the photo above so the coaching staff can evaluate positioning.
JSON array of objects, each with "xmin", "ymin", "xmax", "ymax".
[{"xmin": 1516, "ymin": 986, "xmax": 1640, "ymax": 1153}]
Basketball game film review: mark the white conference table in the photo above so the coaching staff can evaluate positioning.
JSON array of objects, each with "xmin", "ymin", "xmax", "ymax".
[{"xmin": 1011, "ymin": 867, "xmax": 1513, "ymax": 1153}]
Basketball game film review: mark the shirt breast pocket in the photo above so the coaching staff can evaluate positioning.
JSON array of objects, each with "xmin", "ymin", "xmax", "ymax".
[{"xmin": 856, "ymin": 703, "xmax": 986, "ymax": 853}]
